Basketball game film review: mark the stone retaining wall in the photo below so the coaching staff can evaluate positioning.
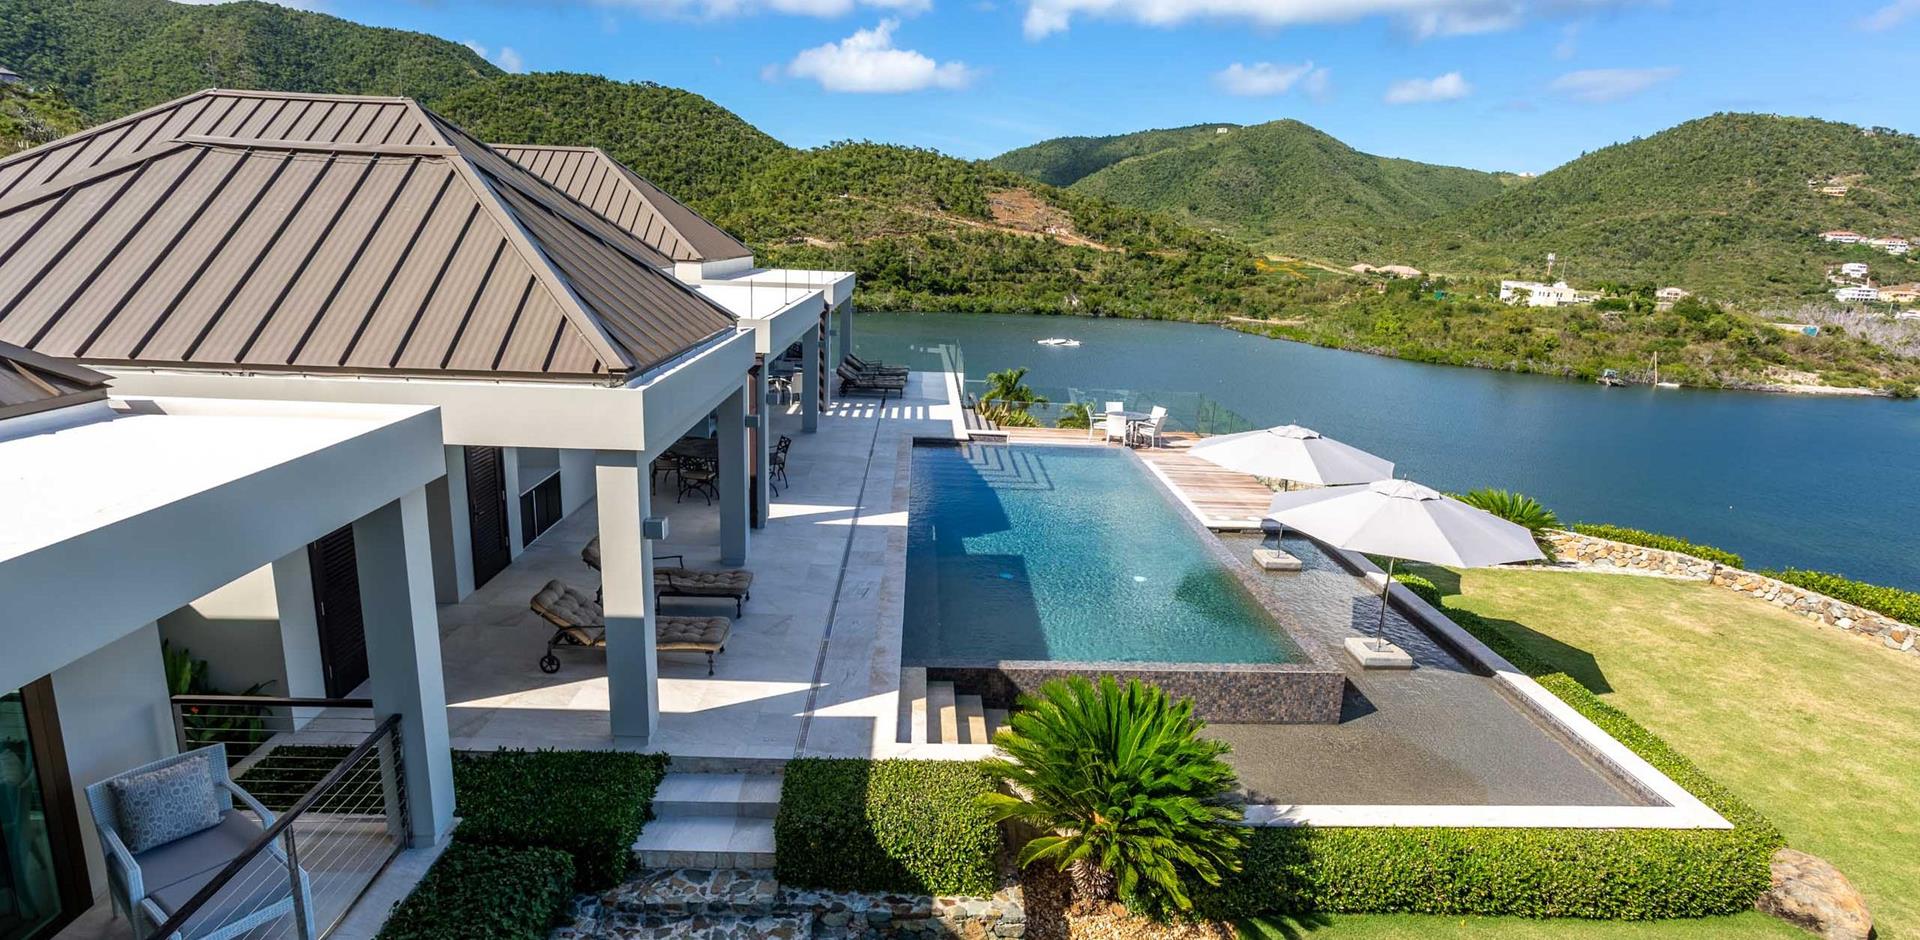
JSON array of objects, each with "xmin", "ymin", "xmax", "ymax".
[{"xmin": 1543, "ymin": 530, "xmax": 1916, "ymax": 656}]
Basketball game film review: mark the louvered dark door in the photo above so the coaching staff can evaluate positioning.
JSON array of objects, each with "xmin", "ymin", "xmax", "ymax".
[
  {"xmin": 308, "ymin": 525, "xmax": 369, "ymax": 698},
  {"xmin": 467, "ymin": 445, "xmax": 511, "ymax": 589}
]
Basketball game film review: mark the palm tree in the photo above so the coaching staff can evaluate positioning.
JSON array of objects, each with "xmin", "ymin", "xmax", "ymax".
[
  {"xmin": 980, "ymin": 366, "xmax": 1048, "ymax": 428},
  {"xmin": 1455, "ymin": 487, "xmax": 1560, "ymax": 560},
  {"xmin": 979, "ymin": 676, "xmax": 1242, "ymax": 917},
  {"xmin": 1056, "ymin": 401, "xmax": 1094, "ymax": 430}
]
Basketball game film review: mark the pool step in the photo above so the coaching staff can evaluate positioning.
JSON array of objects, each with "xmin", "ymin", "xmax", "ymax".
[
  {"xmin": 633, "ymin": 771, "xmax": 781, "ymax": 869},
  {"xmin": 913, "ymin": 681, "xmax": 1008, "ymax": 745}
]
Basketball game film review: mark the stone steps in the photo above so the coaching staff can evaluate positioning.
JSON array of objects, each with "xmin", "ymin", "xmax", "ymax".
[
  {"xmin": 562, "ymin": 869, "xmax": 1028, "ymax": 939},
  {"xmin": 909, "ymin": 680, "xmax": 1007, "ymax": 745},
  {"xmin": 632, "ymin": 771, "xmax": 781, "ymax": 869},
  {"xmin": 572, "ymin": 911, "xmax": 813, "ymax": 939}
]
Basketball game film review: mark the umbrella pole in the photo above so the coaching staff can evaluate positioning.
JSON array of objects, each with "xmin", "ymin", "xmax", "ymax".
[{"xmin": 1374, "ymin": 556, "xmax": 1397, "ymax": 650}]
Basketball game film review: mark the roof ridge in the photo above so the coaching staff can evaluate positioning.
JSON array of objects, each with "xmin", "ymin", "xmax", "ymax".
[
  {"xmin": 438, "ymin": 146, "xmax": 636, "ymax": 375},
  {"xmin": 0, "ymin": 140, "xmax": 199, "ymax": 216}
]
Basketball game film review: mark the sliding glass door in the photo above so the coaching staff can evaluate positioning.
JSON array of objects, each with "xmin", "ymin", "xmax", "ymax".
[{"xmin": 0, "ymin": 686, "xmax": 80, "ymax": 940}]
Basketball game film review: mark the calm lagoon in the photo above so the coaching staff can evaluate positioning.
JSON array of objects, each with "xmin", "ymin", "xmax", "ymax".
[{"xmin": 857, "ymin": 311, "xmax": 1920, "ymax": 591}]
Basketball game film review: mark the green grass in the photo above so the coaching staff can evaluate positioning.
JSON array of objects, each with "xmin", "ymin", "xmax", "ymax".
[{"xmin": 1389, "ymin": 565, "xmax": 1919, "ymax": 940}]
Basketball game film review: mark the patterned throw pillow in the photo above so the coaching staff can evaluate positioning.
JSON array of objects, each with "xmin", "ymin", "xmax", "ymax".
[{"xmin": 111, "ymin": 756, "xmax": 222, "ymax": 854}]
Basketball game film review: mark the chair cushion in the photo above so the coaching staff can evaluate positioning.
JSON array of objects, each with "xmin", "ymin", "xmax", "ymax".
[
  {"xmin": 531, "ymin": 580, "xmax": 602, "ymax": 629},
  {"xmin": 111, "ymin": 756, "xmax": 222, "ymax": 854},
  {"xmin": 581, "ymin": 537, "xmax": 601, "ymax": 570},
  {"xmin": 134, "ymin": 810, "xmax": 264, "ymax": 898},
  {"xmin": 657, "ymin": 617, "xmax": 731, "ymax": 653},
  {"xmin": 147, "ymin": 838, "xmax": 295, "ymax": 933},
  {"xmin": 656, "ymin": 567, "xmax": 753, "ymax": 596}
]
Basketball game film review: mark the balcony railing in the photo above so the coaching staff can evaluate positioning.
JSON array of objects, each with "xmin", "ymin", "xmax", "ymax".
[{"xmin": 154, "ymin": 696, "xmax": 409, "ymax": 940}]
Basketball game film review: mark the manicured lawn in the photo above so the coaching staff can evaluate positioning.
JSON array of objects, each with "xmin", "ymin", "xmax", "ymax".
[{"xmin": 1397, "ymin": 566, "xmax": 1918, "ymax": 940}]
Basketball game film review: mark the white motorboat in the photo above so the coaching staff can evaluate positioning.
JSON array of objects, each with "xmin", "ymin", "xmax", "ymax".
[{"xmin": 1037, "ymin": 337, "xmax": 1081, "ymax": 347}]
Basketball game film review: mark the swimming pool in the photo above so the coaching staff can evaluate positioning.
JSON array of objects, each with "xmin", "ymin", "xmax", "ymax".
[{"xmin": 904, "ymin": 443, "xmax": 1304, "ymax": 664}]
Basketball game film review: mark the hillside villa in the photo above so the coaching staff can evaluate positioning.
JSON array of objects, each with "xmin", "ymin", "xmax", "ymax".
[{"xmin": 1, "ymin": 89, "xmax": 1775, "ymax": 940}]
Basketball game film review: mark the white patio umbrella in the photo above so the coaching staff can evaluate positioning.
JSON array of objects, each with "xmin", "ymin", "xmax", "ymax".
[
  {"xmin": 1187, "ymin": 424, "xmax": 1393, "ymax": 486},
  {"xmin": 1265, "ymin": 479, "xmax": 1545, "ymax": 649}
]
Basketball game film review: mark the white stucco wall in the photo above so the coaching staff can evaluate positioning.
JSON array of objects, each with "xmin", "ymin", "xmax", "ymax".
[
  {"xmin": 52, "ymin": 622, "xmax": 175, "ymax": 895},
  {"xmin": 559, "ymin": 448, "xmax": 596, "ymax": 516},
  {"xmin": 157, "ymin": 564, "xmax": 285, "ymax": 694}
]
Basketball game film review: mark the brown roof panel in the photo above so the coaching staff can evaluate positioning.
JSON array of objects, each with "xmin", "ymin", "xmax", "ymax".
[
  {"xmin": 494, "ymin": 144, "xmax": 752, "ymax": 262},
  {"xmin": 0, "ymin": 340, "xmax": 110, "ymax": 419}
]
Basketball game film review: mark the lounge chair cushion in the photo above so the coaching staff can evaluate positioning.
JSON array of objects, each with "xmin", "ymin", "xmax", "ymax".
[
  {"xmin": 111, "ymin": 755, "xmax": 222, "ymax": 853},
  {"xmin": 581, "ymin": 538, "xmax": 601, "ymax": 570},
  {"xmin": 657, "ymin": 567, "xmax": 753, "ymax": 597},
  {"xmin": 134, "ymin": 811, "xmax": 264, "ymax": 898},
  {"xmin": 532, "ymin": 580, "xmax": 602, "ymax": 628},
  {"xmin": 148, "ymin": 841, "xmax": 295, "ymax": 928},
  {"xmin": 657, "ymin": 617, "xmax": 731, "ymax": 653}
]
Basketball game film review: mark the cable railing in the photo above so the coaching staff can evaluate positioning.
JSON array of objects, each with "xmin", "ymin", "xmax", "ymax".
[
  {"xmin": 969, "ymin": 390, "xmax": 1258, "ymax": 437},
  {"xmin": 153, "ymin": 697, "xmax": 409, "ymax": 940}
]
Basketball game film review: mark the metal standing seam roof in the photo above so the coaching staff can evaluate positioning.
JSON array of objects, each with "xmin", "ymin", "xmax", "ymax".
[
  {"xmin": 0, "ymin": 340, "xmax": 110, "ymax": 419},
  {"xmin": 493, "ymin": 145, "xmax": 752, "ymax": 263},
  {"xmin": 0, "ymin": 90, "xmax": 741, "ymax": 382}
]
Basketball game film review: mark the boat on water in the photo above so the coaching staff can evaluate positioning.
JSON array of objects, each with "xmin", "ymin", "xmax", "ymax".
[
  {"xmin": 1653, "ymin": 352, "xmax": 1681, "ymax": 388},
  {"xmin": 1037, "ymin": 337, "xmax": 1081, "ymax": 347},
  {"xmin": 1597, "ymin": 368, "xmax": 1625, "ymax": 387}
]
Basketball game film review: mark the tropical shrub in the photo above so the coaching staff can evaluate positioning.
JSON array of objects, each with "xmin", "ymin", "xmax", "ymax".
[
  {"xmin": 980, "ymin": 366, "xmax": 1048, "ymax": 428},
  {"xmin": 376, "ymin": 842, "xmax": 574, "ymax": 940},
  {"xmin": 1454, "ymin": 488, "xmax": 1559, "ymax": 560},
  {"xmin": 981, "ymin": 676, "xmax": 1242, "ymax": 916},
  {"xmin": 1056, "ymin": 401, "xmax": 1095, "ymax": 429},
  {"xmin": 1762, "ymin": 568, "xmax": 1920, "ymax": 627},
  {"xmin": 1392, "ymin": 573, "xmax": 1444, "ymax": 608},
  {"xmin": 775, "ymin": 758, "xmax": 1000, "ymax": 896},
  {"xmin": 1570, "ymin": 524, "xmax": 1745, "ymax": 568},
  {"xmin": 453, "ymin": 749, "xmax": 667, "ymax": 890},
  {"xmin": 1192, "ymin": 604, "xmax": 1781, "ymax": 921}
]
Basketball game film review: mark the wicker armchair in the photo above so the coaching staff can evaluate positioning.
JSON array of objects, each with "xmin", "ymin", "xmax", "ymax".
[{"xmin": 85, "ymin": 745, "xmax": 314, "ymax": 940}]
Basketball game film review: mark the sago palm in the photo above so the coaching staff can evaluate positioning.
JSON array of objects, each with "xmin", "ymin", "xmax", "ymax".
[
  {"xmin": 979, "ymin": 676, "xmax": 1243, "ymax": 916},
  {"xmin": 1455, "ymin": 487, "xmax": 1560, "ymax": 560}
]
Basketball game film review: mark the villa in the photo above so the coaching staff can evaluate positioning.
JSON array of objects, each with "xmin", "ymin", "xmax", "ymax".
[
  {"xmin": 1820, "ymin": 230, "xmax": 1862, "ymax": 243},
  {"xmin": 1499, "ymin": 279, "xmax": 1579, "ymax": 307},
  {"xmin": 2, "ymin": 90, "xmax": 1748, "ymax": 940}
]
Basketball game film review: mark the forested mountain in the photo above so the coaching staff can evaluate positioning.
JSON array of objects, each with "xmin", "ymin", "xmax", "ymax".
[
  {"xmin": 993, "ymin": 120, "xmax": 1517, "ymax": 259},
  {"xmin": 990, "ymin": 123, "xmax": 1234, "ymax": 187},
  {"xmin": 0, "ymin": 0, "xmax": 497, "ymax": 118},
  {"xmin": 0, "ymin": 82, "xmax": 85, "ymax": 158},
  {"xmin": 1408, "ymin": 114, "xmax": 1920, "ymax": 303}
]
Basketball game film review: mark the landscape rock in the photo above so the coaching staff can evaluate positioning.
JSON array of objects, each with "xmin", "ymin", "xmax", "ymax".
[{"xmin": 1755, "ymin": 848, "xmax": 1873, "ymax": 940}]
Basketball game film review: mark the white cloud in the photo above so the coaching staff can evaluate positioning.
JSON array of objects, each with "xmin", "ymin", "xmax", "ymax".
[
  {"xmin": 463, "ymin": 40, "xmax": 527, "ymax": 73},
  {"xmin": 1554, "ymin": 22, "xmax": 1581, "ymax": 59},
  {"xmin": 1384, "ymin": 71, "xmax": 1471, "ymax": 104},
  {"xmin": 1017, "ymin": 0, "xmax": 1642, "ymax": 40},
  {"xmin": 1548, "ymin": 66, "xmax": 1679, "ymax": 103},
  {"xmin": 1213, "ymin": 61, "xmax": 1329, "ymax": 97},
  {"xmin": 1861, "ymin": 0, "xmax": 1920, "ymax": 30},
  {"xmin": 782, "ymin": 19, "xmax": 977, "ymax": 92}
]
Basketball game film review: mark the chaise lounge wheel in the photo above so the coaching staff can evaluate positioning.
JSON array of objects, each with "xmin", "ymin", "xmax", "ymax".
[{"xmin": 539, "ymin": 653, "xmax": 561, "ymax": 674}]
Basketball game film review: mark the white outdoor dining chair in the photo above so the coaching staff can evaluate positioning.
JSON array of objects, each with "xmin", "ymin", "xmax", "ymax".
[
  {"xmin": 1103, "ymin": 410, "xmax": 1130, "ymax": 445},
  {"xmin": 1133, "ymin": 406, "xmax": 1168, "ymax": 448}
]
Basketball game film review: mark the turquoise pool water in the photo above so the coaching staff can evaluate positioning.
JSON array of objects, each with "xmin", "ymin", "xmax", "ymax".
[{"xmin": 904, "ymin": 443, "xmax": 1303, "ymax": 664}]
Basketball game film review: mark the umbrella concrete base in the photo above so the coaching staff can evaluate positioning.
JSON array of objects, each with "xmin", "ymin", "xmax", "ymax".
[
  {"xmin": 1253, "ymin": 548, "xmax": 1303, "ymax": 571},
  {"xmin": 1345, "ymin": 636, "xmax": 1415, "ymax": 669}
]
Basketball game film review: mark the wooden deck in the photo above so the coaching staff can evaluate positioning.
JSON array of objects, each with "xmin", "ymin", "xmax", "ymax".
[{"xmin": 1135, "ymin": 447, "xmax": 1274, "ymax": 530}]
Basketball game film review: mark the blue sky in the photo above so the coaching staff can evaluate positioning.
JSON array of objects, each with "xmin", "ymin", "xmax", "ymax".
[{"xmin": 297, "ymin": 0, "xmax": 1919, "ymax": 173}]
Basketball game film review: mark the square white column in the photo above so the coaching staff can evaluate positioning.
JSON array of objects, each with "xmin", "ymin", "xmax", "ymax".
[
  {"xmin": 751, "ymin": 364, "xmax": 771, "ymax": 529},
  {"xmin": 800, "ymin": 323, "xmax": 821, "ymax": 433},
  {"xmin": 718, "ymin": 381, "xmax": 751, "ymax": 565},
  {"xmin": 425, "ymin": 445, "xmax": 475, "ymax": 603},
  {"xmin": 595, "ymin": 450, "xmax": 659, "ymax": 741},
  {"xmin": 353, "ymin": 487, "xmax": 455, "ymax": 848}
]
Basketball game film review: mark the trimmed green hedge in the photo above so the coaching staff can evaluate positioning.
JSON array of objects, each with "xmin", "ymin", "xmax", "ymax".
[
  {"xmin": 453, "ymin": 749, "xmax": 668, "ymax": 890},
  {"xmin": 1190, "ymin": 602, "xmax": 1782, "ymax": 922},
  {"xmin": 1763, "ymin": 567, "xmax": 1920, "ymax": 627},
  {"xmin": 1393, "ymin": 573, "xmax": 1444, "ymax": 608},
  {"xmin": 1569, "ymin": 524, "xmax": 1745, "ymax": 569},
  {"xmin": 775, "ymin": 758, "xmax": 1000, "ymax": 896},
  {"xmin": 376, "ymin": 842, "xmax": 574, "ymax": 940}
]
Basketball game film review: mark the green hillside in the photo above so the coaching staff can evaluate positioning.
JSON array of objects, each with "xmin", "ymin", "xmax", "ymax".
[
  {"xmin": 990, "ymin": 123, "xmax": 1234, "ymax": 187},
  {"xmin": 1409, "ymin": 113, "xmax": 1920, "ymax": 303},
  {"xmin": 0, "ymin": 0, "xmax": 497, "ymax": 119},
  {"xmin": 0, "ymin": 82, "xmax": 85, "ymax": 158},
  {"xmin": 993, "ymin": 120, "xmax": 1516, "ymax": 260}
]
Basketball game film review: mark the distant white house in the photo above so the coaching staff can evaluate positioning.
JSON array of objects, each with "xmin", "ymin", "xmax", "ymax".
[
  {"xmin": 1500, "ymin": 279, "xmax": 1579, "ymax": 307},
  {"xmin": 1656, "ymin": 287, "xmax": 1691, "ymax": 302},
  {"xmin": 1839, "ymin": 262, "xmax": 1872, "ymax": 279},
  {"xmin": 1821, "ymin": 230, "xmax": 1863, "ymax": 244},
  {"xmin": 1834, "ymin": 285, "xmax": 1881, "ymax": 302},
  {"xmin": 1868, "ymin": 236, "xmax": 1911, "ymax": 255}
]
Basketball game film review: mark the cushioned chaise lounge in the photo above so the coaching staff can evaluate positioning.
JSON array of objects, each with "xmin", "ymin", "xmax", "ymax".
[
  {"xmin": 837, "ymin": 363, "xmax": 907, "ymax": 395},
  {"xmin": 530, "ymin": 579, "xmax": 731, "ymax": 675},
  {"xmin": 580, "ymin": 537, "xmax": 754, "ymax": 615},
  {"xmin": 844, "ymin": 354, "xmax": 908, "ymax": 378}
]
